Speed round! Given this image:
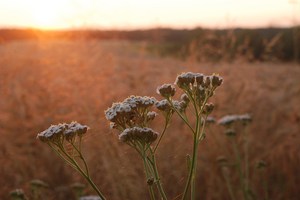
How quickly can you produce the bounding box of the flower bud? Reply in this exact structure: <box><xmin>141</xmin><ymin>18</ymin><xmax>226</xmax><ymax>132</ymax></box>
<box><xmin>147</xmin><ymin>111</ymin><xmax>158</xmax><ymax>121</ymax></box>
<box><xmin>195</xmin><ymin>73</ymin><xmax>204</xmax><ymax>85</ymax></box>
<box><xmin>203</xmin><ymin>103</ymin><xmax>214</xmax><ymax>114</ymax></box>
<box><xmin>181</xmin><ymin>94</ymin><xmax>190</xmax><ymax>103</ymax></box>
<box><xmin>203</xmin><ymin>76</ymin><xmax>211</xmax><ymax>88</ymax></box>
<box><xmin>211</xmin><ymin>75</ymin><xmax>223</xmax><ymax>87</ymax></box>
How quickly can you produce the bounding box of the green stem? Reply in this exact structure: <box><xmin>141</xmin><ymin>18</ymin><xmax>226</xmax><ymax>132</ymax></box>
<box><xmin>167</xmin><ymin>99</ymin><xmax>195</xmax><ymax>133</ymax></box>
<box><xmin>148</xmin><ymin>150</ymin><xmax>168</xmax><ymax>200</ymax></box>
<box><xmin>71</xmin><ymin>142</ymin><xmax>90</xmax><ymax>177</ymax></box>
<box><xmin>221</xmin><ymin>167</ymin><xmax>236</xmax><ymax>200</ymax></box>
<box><xmin>58</xmin><ymin>144</ymin><xmax>106</xmax><ymax>200</ymax></box>
<box><xmin>182</xmin><ymin>133</ymin><xmax>199</xmax><ymax>200</ymax></box>
<box><xmin>232</xmin><ymin>139</ymin><xmax>247</xmax><ymax>200</ymax></box>
<box><xmin>154</xmin><ymin>116</ymin><xmax>171</xmax><ymax>153</ymax></box>
<box><xmin>143</xmin><ymin>156</ymin><xmax>156</xmax><ymax>200</ymax></box>
<box><xmin>243</xmin><ymin>127</ymin><xmax>249</xmax><ymax>195</ymax></box>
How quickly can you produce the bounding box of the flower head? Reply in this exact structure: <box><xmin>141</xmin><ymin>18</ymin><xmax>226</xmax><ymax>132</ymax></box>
<box><xmin>175</xmin><ymin>72</ymin><xmax>196</xmax><ymax>89</ymax></box>
<box><xmin>211</xmin><ymin>75</ymin><xmax>223</xmax><ymax>87</ymax></box>
<box><xmin>64</xmin><ymin>122</ymin><xmax>89</xmax><ymax>141</ymax></box>
<box><xmin>180</xmin><ymin>93</ymin><xmax>190</xmax><ymax>103</ymax></box>
<box><xmin>156</xmin><ymin>84</ymin><xmax>176</xmax><ymax>98</ymax></box>
<box><xmin>239</xmin><ymin>114</ymin><xmax>252</xmax><ymax>125</ymax></box>
<box><xmin>218</xmin><ymin>115</ymin><xmax>240</xmax><ymax>126</ymax></box>
<box><xmin>37</xmin><ymin>122</ymin><xmax>89</xmax><ymax>143</ymax></box>
<box><xmin>218</xmin><ymin>114</ymin><xmax>252</xmax><ymax>127</ymax></box>
<box><xmin>36</xmin><ymin>123</ymin><xmax>67</xmax><ymax>142</ymax></box>
<box><xmin>206</xmin><ymin>116</ymin><xmax>216</xmax><ymax>124</ymax></box>
<box><xmin>119</xmin><ymin>127</ymin><xmax>159</xmax><ymax>144</ymax></box>
<box><xmin>105</xmin><ymin>96</ymin><xmax>157</xmax><ymax>130</ymax></box>
<box><xmin>147</xmin><ymin>111</ymin><xmax>158</xmax><ymax>121</ymax></box>
<box><xmin>155</xmin><ymin>99</ymin><xmax>172</xmax><ymax>113</ymax></box>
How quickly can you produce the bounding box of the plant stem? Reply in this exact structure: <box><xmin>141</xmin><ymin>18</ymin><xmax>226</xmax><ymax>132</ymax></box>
<box><xmin>243</xmin><ymin>127</ymin><xmax>249</xmax><ymax>195</ymax></box>
<box><xmin>153</xmin><ymin>116</ymin><xmax>170</xmax><ymax>153</ymax></box>
<box><xmin>232</xmin><ymin>139</ymin><xmax>247</xmax><ymax>200</ymax></box>
<box><xmin>143</xmin><ymin>157</ymin><xmax>156</xmax><ymax>200</ymax></box>
<box><xmin>148</xmin><ymin>150</ymin><xmax>168</xmax><ymax>200</ymax></box>
<box><xmin>59</xmin><ymin>145</ymin><xmax>106</xmax><ymax>200</ymax></box>
<box><xmin>182</xmin><ymin>133</ymin><xmax>198</xmax><ymax>200</ymax></box>
<box><xmin>221</xmin><ymin>167</ymin><xmax>236</xmax><ymax>200</ymax></box>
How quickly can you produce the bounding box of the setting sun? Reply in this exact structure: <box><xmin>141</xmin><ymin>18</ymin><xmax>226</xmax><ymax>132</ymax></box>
<box><xmin>30</xmin><ymin>1</ymin><xmax>68</xmax><ymax>30</ymax></box>
<box><xmin>0</xmin><ymin>0</ymin><xmax>298</xmax><ymax>29</ymax></box>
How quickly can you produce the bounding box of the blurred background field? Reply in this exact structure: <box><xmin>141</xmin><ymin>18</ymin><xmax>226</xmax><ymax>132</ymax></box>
<box><xmin>0</xmin><ymin>28</ymin><xmax>300</xmax><ymax>199</ymax></box>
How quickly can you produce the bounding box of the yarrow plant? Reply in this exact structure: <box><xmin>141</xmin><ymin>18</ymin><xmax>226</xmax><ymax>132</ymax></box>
<box><xmin>216</xmin><ymin>114</ymin><xmax>267</xmax><ymax>200</ymax></box>
<box><xmin>36</xmin><ymin>122</ymin><xmax>106</xmax><ymax>200</ymax></box>
<box><xmin>36</xmin><ymin>72</ymin><xmax>223</xmax><ymax>200</ymax></box>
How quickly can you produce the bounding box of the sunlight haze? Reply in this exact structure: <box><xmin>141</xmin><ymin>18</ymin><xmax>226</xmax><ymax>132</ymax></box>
<box><xmin>0</xmin><ymin>0</ymin><xmax>299</xmax><ymax>29</ymax></box>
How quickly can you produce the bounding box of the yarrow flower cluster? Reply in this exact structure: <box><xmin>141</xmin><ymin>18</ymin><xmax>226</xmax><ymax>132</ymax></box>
<box><xmin>105</xmin><ymin>96</ymin><xmax>157</xmax><ymax>131</ymax></box>
<box><xmin>37</xmin><ymin>121</ymin><xmax>106</xmax><ymax>199</ymax></box>
<box><xmin>218</xmin><ymin>114</ymin><xmax>252</xmax><ymax>127</ymax></box>
<box><xmin>119</xmin><ymin>127</ymin><xmax>159</xmax><ymax>144</ymax></box>
<box><xmin>156</xmin><ymin>84</ymin><xmax>176</xmax><ymax>98</ymax></box>
<box><xmin>155</xmin><ymin>72</ymin><xmax>222</xmax><ymax>118</ymax></box>
<box><xmin>175</xmin><ymin>72</ymin><xmax>223</xmax><ymax>90</ymax></box>
<box><xmin>37</xmin><ymin>122</ymin><xmax>88</xmax><ymax>143</ymax></box>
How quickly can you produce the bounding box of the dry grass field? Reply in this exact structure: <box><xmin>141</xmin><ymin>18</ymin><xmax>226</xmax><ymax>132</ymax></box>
<box><xmin>0</xmin><ymin>39</ymin><xmax>300</xmax><ymax>200</ymax></box>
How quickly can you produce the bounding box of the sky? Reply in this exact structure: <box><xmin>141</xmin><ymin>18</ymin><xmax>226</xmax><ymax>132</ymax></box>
<box><xmin>0</xmin><ymin>0</ymin><xmax>299</xmax><ymax>30</ymax></box>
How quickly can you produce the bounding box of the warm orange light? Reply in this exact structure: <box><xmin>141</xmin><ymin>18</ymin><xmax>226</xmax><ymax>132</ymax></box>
<box><xmin>31</xmin><ymin>1</ymin><xmax>67</xmax><ymax>30</ymax></box>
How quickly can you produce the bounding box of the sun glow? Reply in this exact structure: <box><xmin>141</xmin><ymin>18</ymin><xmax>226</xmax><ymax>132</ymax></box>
<box><xmin>0</xmin><ymin>0</ymin><xmax>297</xmax><ymax>30</ymax></box>
<box><xmin>31</xmin><ymin>1</ymin><xmax>68</xmax><ymax>30</ymax></box>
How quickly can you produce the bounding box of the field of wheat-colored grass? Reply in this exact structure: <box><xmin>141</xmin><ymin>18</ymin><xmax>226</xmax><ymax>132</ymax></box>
<box><xmin>0</xmin><ymin>39</ymin><xmax>300</xmax><ymax>200</ymax></box>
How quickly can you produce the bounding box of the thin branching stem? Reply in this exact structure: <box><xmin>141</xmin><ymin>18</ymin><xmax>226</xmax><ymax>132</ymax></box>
<box><xmin>148</xmin><ymin>149</ymin><xmax>168</xmax><ymax>200</ymax></box>
<box><xmin>231</xmin><ymin>138</ymin><xmax>247</xmax><ymax>200</ymax></box>
<box><xmin>153</xmin><ymin>115</ymin><xmax>171</xmax><ymax>153</ymax></box>
<box><xmin>221</xmin><ymin>166</ymin><xmax>236</xmax><ymax>200</ymax></box>
<box><xmin>142</xmin><ymin>156</ymin><xmax>156</xmax><ymax>200</ymax></box>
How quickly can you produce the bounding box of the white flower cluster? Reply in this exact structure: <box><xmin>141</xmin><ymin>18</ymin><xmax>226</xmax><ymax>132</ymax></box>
<box><xmin>105</xmin><ymin>96</ymin><xmax>157</xmax><ymax>130</ymax></box>
<box><xmin>156</xmin><ymin>84</ymin><xmax>176</xmax><ymax>98</ymax></box>
<box><xmin>218</xmin><ymin>114</ymin><xmax>252</xmax><ymax>126</ymax></box>
<box><xmin>37</xmin><ymin>122</ymin><xmax>88</xmax><ymax>142</ymax></box>
<box><xmin>119</xmin><ymin>127</ymin><xmax>159</xmax><ymax>144</ymax></box>
<box><xmin>175</xmin><ymin>72</ymin><xmax>223</xmax><ymax>90</ymax></box>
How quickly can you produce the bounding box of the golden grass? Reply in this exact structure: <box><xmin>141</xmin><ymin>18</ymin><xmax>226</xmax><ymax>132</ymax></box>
<box><xmin>0</xmin><ymin>39</ymin><xmax>299</xmax><ymax>200</ymax></box>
